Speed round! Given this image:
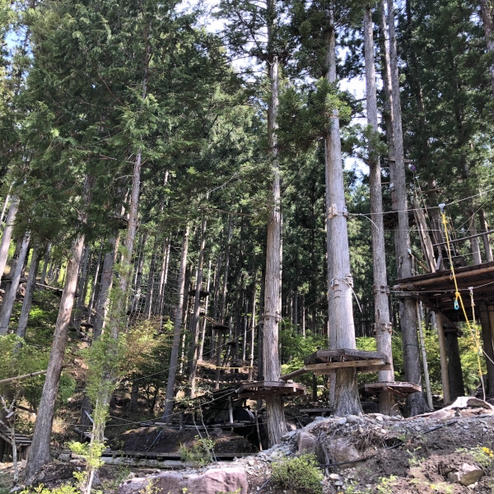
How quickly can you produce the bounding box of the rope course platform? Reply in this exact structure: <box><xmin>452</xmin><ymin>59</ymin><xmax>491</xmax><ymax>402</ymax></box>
<box><xmin>0</xmin><ymin>423</ymin><xmax>31</xmax><ymax>460</ymax></box>
<box><xmin>362</xmin><ymin>381</ymin><xmax>422</xmax><ymax>396</ymax></box>
<box><xmin>236</xmin><ymin>380</ymin><xmax>305</xmax><ymax>399</ymax></box>
<box><xmin>394</xmin><ymin>261</ymin><xmax>494</xmax><ymax>322</ymax></box>
<box><xmin>281</xmin><ymin>348</ymin><xmax>391</xmax><ymax>380</ymax></box>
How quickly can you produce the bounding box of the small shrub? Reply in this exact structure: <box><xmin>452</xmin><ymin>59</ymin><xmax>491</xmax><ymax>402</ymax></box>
<box><xmin>271</xmin><ymin>454</ymin><xmax>323</xmax><ymax>494</ymax></box>
<box><xmin>20</xmin><ymin>484</ymin><xmax>79</xmax><ymax>494</ymax></box>
<box><xmin>179</xmin><ymin>436</ymin><xmax>215</xmax><ymax>466</ymax></box>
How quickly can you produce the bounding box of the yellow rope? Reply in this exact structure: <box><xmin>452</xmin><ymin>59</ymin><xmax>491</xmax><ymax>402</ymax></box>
<box><xmin>440</xmin><ymin>209</ymin><xmax>485</xmax><ymax>400</ymax></box>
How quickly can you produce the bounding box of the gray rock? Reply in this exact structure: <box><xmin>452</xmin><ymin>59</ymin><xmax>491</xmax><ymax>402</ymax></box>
<box><xmin>447</xmin><ymin>463</ymin><xmax>484</xmax><ymax>486</ymax></box>
<box><xmin>296</xmin><ymin>431</ymin><xmax>317</xmax><ymax>454</ymax></box>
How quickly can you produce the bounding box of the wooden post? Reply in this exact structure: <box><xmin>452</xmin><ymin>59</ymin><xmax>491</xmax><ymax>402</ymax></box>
<box><xmin>479</xmin><ymin>303</ymin><xmax>494</xmax><ymax>397</ymax></box>
<box><xmin>434</xmin><ymin>312</ymin><xmax>451</xmax><ymax>404</ymax></box>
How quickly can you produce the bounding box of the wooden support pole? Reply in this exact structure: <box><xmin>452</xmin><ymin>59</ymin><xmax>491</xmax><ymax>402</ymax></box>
<box><xmin>434</xmin><ymin>312</ymin><xmax>451</xmax><ymax>405</ymax></box>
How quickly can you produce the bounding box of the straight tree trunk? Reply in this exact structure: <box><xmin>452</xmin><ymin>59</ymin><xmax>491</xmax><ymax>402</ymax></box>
<box><xmin>480</xmin><ymin>0</ymin><xmax>494</xmax><ymax>88</ymax></box>
<box><xmin>324</xmin><ymin>10</ymin><xmax>361</xmax><ymax>416</ymax></box>
<box><xmin>72</xmin><ymin>246</ymin><xmax>91</xmax><ymax>333</ymax></box>
<box><xmin>17</xmin><ymin>244</ymin><xmax>40</xmax><ymax>338</ymax></box>
<box><xmin>0</xmin><ymin>196</ymin><xmax>19</xmax><ymax>284</ymax></box>
<box><xmin>0</xmin><ymin>232</ymin><xmax>30</xmax><ymax>334</ymax></box>
<box><xmin>158</xmin><ymin>239</ymin><xmax>171</xmax><ymax>326</ymax></box>
<box><xmin>188</xmin><ymin>216</ymin><xmax>207</xmax><ymax>397</ymax></box>
<box><xmin>479</xmin><ymin>209</ymin><xmax>493</xmax><ymax>262</ymax></box>
<box><xmin>144</xmin><ymin>236</ymin><xmax>159</xmax><ymax>319</ymax></box>
<box><xmin>24</xmin><ymin>233</ymin><xmax>85</xmax><ymax>482</ymax></box>
<box><xmin>162</xmin><ymin>226</ymin><xmax>190</xmax><ymax>422</ymax></box>
<box><xmin>262</xmin><ymin>38</ymin><xmax>287</xmax><ymax>444</ymax></box>
<box><xmin>364</xmin><ymin>5</ymin><xmax>395</xmax><ymax>415</ymax></box>
<box><xmin>92</xmin><ymin>236</ymin><xmax>118</xmax><ymax>339</ymax></box>
<box><xmin>40</xmin><ymin>244</ymin><xmax>51</xmax><ymax>285</ymax></box>
<box><xmin>386</xmin><ymin>0</ymin><xmax>426</xmax><ymax>415</ymax></box>
<box><xmin>220</xmin><ymin>218</ymin><xmax>232</xmax><ymax>324</ymax></box>
<box><xmin>198</xmin><ymin>259</ymin><xmax>212</xmax><ymax>362</ymax></box>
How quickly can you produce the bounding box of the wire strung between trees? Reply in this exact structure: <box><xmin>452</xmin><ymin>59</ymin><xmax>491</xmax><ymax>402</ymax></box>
<box><xmin>439</xmin><ymin>204</ymin><xmax>489</xmax><ymax>399</ymax></box>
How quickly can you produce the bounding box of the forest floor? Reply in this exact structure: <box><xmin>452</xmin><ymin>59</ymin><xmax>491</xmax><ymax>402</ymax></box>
<box><xmin>1</xmin><ymin>397</ymin><xmax>492</xmax><ymax>494</ymax></box>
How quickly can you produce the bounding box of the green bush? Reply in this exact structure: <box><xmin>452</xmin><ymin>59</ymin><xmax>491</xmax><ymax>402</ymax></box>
<box><xmin>271</xmin><ymin>454</ymin><xmax>323</xmax><ymax>494</ymax></box>
<box><xmin>179</xmin><ymin>436</ymin><xmax>215</xmax><ymax>466</ymax></box>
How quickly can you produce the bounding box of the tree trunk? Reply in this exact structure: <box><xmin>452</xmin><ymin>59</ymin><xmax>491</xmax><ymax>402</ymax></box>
<box><xmin>386</xmin><ymin>0</ymin><xmax>426</xmax><ymax>415</ymax></box>
<box><xmin>479</xmin><ymin>209</ymin><xmax>493</xmax><ymax>262</ymax></box>
<box><xmin>162</xmin><ymin>226</ymin><xmax>189</xmax><ymax>422</ymax></box>
<box><xmin>0</xmin><ymin>232</ymin><xmax>30</xmax><ymax>335</ymax></box>
<box><xmin>324</xmin><ymin>10</ymin><xmax>361</xmax><ymax>416</ymax></box>
<box><xmin>92</xmin><ymin>236</ymin><xmax>118</xmax><ymax>339</ymax></box>
<box><xmin>480</xmin><ymin>0</ymin><xmax>494</xmax><ymax>88</ymax></box>
<box><xmin>198</xmin><ymin>259</ymin><xmax>212</xmax><ymax>362</ymax></box>
<box><xmin>189</xmin><ymin>216</ymin><xmax>207</xmax><ymax>397</ymax></box>
<box><xmin>72</xmin><ymin>246</ymin><xmax>91</xmax><ymax>334</ymax></box>
<box><xmin>40</xmin><ymin>244</ymin><xmax>51</xmax><ymax>285</ymax></box>
<box><xmin>24</xmin><ymin>233</ymin><xmax>85</xmax><ymax>482</ymax></box>
<box><xmin>16</xmin><ymin>244</ymin><xmax>40</xmax><ymax>339</ymax></box>
<box><xmin>262</xmin><ymin>40</ymin><xmax>287</xmax><ymax>445</ymax></box>
<box><xmin>144</xmin><ymin>236</ymin><xmax>159</xmax><ymax>319</ymax></box>
<box><xmin>220</xmin><ymin>218</ymin><xmax>232</xmax><ymax>323</ymax></box>
<box><xmin>158</xmin><ymin>238</ymin><xmax>171</xmax><ymax>327</ymax></box>
<box><xmin>0</xmin><ymin>196</ymin><xmax>19</xmax><ymax>284</ymax></box>
<box><xmin>364</xmin><ymin>5</ymin><xmax>395</xmax><ymax>415</ymax></box>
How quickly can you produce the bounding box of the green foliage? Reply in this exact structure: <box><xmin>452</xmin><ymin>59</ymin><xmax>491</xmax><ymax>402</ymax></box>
<box><xmin>179</xmin><ymin>436</ymin><xmax>216</xmax><ymax>466</ymax></box>
<box><xmin>456</xmin><ymin>446</ymin><xmax>494</xmax><ymax>471</ymax></box>
<box><xmin>20</xmin><ymin>485</ymin><xmax>79</xmax><ymax>494</ymax></box>
<box><xmin>271</xmin><ymin>454</ymin><xmax>323</xmax><ymax>494</ymax></box>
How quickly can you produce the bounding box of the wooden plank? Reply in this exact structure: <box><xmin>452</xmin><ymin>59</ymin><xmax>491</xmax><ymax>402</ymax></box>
<box><xmin>304</xmin><ymin>349</ymin><xmax>388</xmax><ymax>364</ymax></box>
<box><xmin>363</xmin><ymin>381</ymin><xmax>422</xmax><ymax>394</ymax></box>
<box><xmin>307</xmin><ymin>359</ymin><xmax>386</xmax><ymax>373</ymax></box>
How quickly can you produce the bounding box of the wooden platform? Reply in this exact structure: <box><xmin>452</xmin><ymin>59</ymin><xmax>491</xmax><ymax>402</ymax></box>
<box><xmin>362</xmin><ymin>381</ymin><xmax>422</xmax><ymax>395</ymax></box>
<box><xmin>281</xmin><ymin>348</ymin><xmax>391</xmax><ymax>380</ymax></box>
<box><xmin>236</xmin><ymin>380</ymin><xmax>305</xmax><ymax>399</ymax></box>
<box><xmin>0</xmin><ymin>424</ymin><xmax>31</xmax><ymax>460</ymax></box>
<box><xmin>394</xmin><ymin>261</ymin><xmax>494</xmax><ymax>322</ymax></box>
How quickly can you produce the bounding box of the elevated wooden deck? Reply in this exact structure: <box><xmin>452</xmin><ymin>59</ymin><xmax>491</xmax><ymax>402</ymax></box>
<box><xmin>394</xmin><ymin>261</ymin><xmax>494</xmax><ymax>322</ymax></box>
<box><xmin>281</xmin><ymin>348</ymin><xmax>391</xmax><ymax>380</ymax></box>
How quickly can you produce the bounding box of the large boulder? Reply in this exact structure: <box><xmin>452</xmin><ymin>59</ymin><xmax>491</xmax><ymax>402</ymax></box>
<box><xmin>119</xmin><ymin>465</ymin><xmax>248</xmax><ymax>494</ymax></box>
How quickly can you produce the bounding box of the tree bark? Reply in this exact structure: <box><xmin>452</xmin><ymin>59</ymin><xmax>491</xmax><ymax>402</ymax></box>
<box><xmin>198</xmin><ymin>259</ymin><xmax>212</xmax><ymax>361</ymax></box>
<box><xmin>324</xmin><ymin>9</ymin><xmax>361</xmax><ymax>416</ymax></box>
<box><xmin>189</xmin><ymin>216</ymin><xmax>207</xmax><ymax>397</ymax></box>
<box><xmin>480</xmin><ymin>0</ymin><xmax>494</xmax><ymax>88</ymax></box>
<box><xmin>158</xmin><ymin>238</ymin><xmax>171</xmax><ymax>327</ymax></box>
<box><xmin>0</xmin><ymin>232</ymin><xmax>31</xmax><ymax>334</ymax></box>
<box><xmin>16</xmin><ymin>244</ymin><xmax>40</xmax><ymax>338</ymax></box>
<box><xmin>386</xmin><ymin>0</ymin><xmax>426</xmax><ymax>415</ymax></box>
<box><xmin>364</xmin><ymin>5</ymin><xmax>395</xmax><ymax>415</ymax></box>
<box><xmin>72</xmin><ymin>245</ymin><xmax>91</xmax><ymax>334</ymax></box>
<box><xmin>24</xmin><ymin>233</ymin><xmax>85</xmax><ymax>482</ymax></box>
<box><xmin>262</xmin><ymin>35</ymin><xmax>287</xmax><ymax>444</ymax></box>
<box><xmin>0</xmin><ymin>196</ymin><xmax>19</xmax><ymax>285</ymax></box>
<box><xmin>162</xmin><ymin>226</ymin><xmax>189</xmax><ymax>422</ymax></box>
<box><xmin>92</xmin><ymin>236</ymin><xmax>118</xmax><ymax>339</ymax></box>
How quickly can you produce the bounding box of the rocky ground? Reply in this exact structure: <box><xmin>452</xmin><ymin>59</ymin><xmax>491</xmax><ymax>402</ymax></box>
<box><xmin>119</xmin><ymin>397</ymin><xmax>494</xmax><ymax>494</ymax></box>
<box><xmin>1</xmin><ymin>397</ymin><xmax>493</xmax><ymax>494</ymax></box>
